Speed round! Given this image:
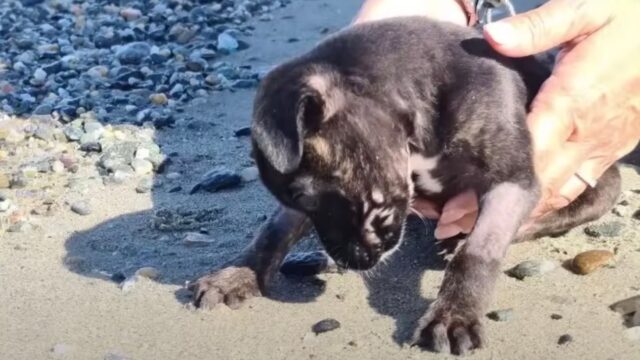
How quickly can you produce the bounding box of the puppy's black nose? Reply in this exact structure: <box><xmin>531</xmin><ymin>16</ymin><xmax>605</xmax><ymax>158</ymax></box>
<box><xmin>346</xmin><ymin>242</ymin><xmax>380</xmax><ymax>270</ymax></box>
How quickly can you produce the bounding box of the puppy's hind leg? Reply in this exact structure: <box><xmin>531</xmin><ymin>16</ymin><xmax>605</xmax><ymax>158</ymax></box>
<box><xmin>413</xmin><ymin>181</ymin><xmax>539</xmax><ymax>355</ymax></box>
<box><xmin>517</xmin><ymin>165</ymin><xmax>621</xmax><ymax>241</ymax></box>
<box><xmin>190</xmin><ymin>206</ymin><xmax>311</xmax><ymax>309</ymax></box>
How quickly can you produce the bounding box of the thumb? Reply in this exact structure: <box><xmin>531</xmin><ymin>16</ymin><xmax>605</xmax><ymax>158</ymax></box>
<box><xmin>482</xmin><ymin>0</ymin><xmax>608</xmax><ymax>57</ymax></box>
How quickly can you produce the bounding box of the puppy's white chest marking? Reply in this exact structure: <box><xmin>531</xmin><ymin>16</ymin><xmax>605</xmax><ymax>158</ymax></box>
<box><xmin>409</xmin><ymin>154</ymin><xmax>443</xmax><ymax>194</ymax></box>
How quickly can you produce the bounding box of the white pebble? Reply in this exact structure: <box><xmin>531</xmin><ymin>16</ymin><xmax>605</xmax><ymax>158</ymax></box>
<box><xmin>135</xmin><ymin>148</ymin><xmax>150</xmax><ymax>160</ymax></box>
<box><xmin>625</xmin><ymin>327</ymin><xmax>640</xmax><ymax>341</ymax></box>
<box><xmin>183</xmin><ymin>232</ymin><xmax>215</xmax><ymax>246</ymax></box>
<box><xmin>0</xmin><ymin>198</ymin><xmax>12</xmax><ymax>212</ymax></box>
<box><xmin>119</xmin><ymin>276</ymin><xmax>137</xmax><ymax>293</ymax></box>
<box><xmin>33</xmin><ymin>68</ymin><xmax>47</xmax><ymax>82</ymax></box>
<box><xmin>135</xmin><ymin>267</ymin><xmax>160</xmax><ymax>280</ymax></box>
<box><xmin>166</xmin><ymin>172</ymin><xmax>181</xmax><ymax>180</ymax></box>
<box><xmin>240</xmin><ymin>166</ymin><xmax>259</xmax><ymax>182</ymax></box>
<box><xmin>51</xmin><ymin>160</ymin><xmax>65</xmax><ymax>173</ymax></box>
<box><xmin>131</xmin><ymin>159</ymin><xmax>153</xmax><ymax>175</ymax></box>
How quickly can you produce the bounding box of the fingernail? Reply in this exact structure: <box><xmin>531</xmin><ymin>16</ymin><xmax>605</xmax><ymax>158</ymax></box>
<box><xmin>484</xmin><ymin>21</ymin><xmax>516</xmax><ymax>46</ymax></box>
<box><xmin>549</xmin><ymin>196</ymin><xmax>570</xmax><ymax>210</ymax></box>
<box><xmin>440</xmin><ymin>209</ymin><xmax>465</xmax><ymax>224</ymax></box>
<box><xmin>434</xmin><ymin>224</ymin><xmax>461</xmax><ymax>240</ymax></box>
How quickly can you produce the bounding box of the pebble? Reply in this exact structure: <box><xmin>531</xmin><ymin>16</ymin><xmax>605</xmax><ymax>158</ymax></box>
<box><xmin>80</xmin><ymin>142</ymin><xmax>102</xmax><ymax>152</ymax></box>
<box><xmin>633</xmin><ymin>210</ymin><xmax>640</xmax><ymax>221</ymax></box>
<box><xmin>87</xmin><ymin>65</ymin><xmax>109</xmax><ymax>79</ymax></box>
<box><xmin>624</xmin><ymin>327</ymin><xmax>640</xmax><ymax>341</ymax></box>
<box><xmin>50</xmin><ymin>343</ymin><xmax>72</xmax><ymax>358</ymax></box>
<box><xmin>131</xmin><ymin>158</ymin><xmax>153</xmax><ymax>175</ymax></box>
<box><xmin>240</xmin><ymin>166</ymin><xmax>259</xmax><ymax>182</ymax></box>
<box><xmin>32</xmin><ymin>68</ymin><xmax>47</xmax><ymax>85</ymax></box>
<box><xmin>119</xmin><ymin>276</ymin><xmax>137</xmax><ymax>293</ymax></box>
<box><xmin>169</xmin><ymin>84</ymin><xmax>184</xmax><ymax>98</ymax></box>
<box><xmin>0</xmin><ymin>173</ymin><xmax>10</xmax><ymax>189</ymax></box>
<box><xmin>34</xmin><ymin>126</ymin><xmax>54</xmax><ymax>141</ymax></box>
<box><xmin>135</xmin><ymin>267</ymin><xmax>160</xmax><ymax>280</ymax></box>
<box><xmin>20</xmin><ymin>0</ymin><xmax>45</xmax><ymax>6</ymax></box>
<box><xmin>100</xmin><ymin>142</ymin><xmax>138</xmax><ymax>170</ymax></box>
<box><xmin>1</xmin><ymin>127</ymin><xmax>25</xmax><ymax>143</ymax></box>
<box><xmin>120</xmin><ymin>8</ymin><xmax>142</xmax><ymax>21</ymax></box>
<box><xmin>110</xmin><ymin>170</ymin><xmax>134</xmax><ymax>184</ymax></box>
<box><xmin>107</xmin><ymin>270</ymin><xmax>126</xmax><ymax>283</ymax></box>
<box><xmin>8</xmin><ymin>220</ymin><xmax>33</xmax><ymax>233</ymax></box>
<box><xmin>232</xmin><ymin>79</ymin><xmax>257</xmax><ymax>89</ymax></box>
<box><xmin>486</xmin><ymin>309</ymin><xmax>513</xmax><ymax>322</ymax></box>
<box><xmin>80</xmin><ymin>131</ymin><xmax>101</xmax><ymax>145</ymax></box>
<box><xmin>22</xmin><ymin>166</ymin><xmax>38</xmax><ymax>178</ymax></box>
<box><xmin>505</xmin><ymin>260</ymin><xmax>556</xmax><ymax>280</ymax></box>
<box><xmin>166</xmin><ymin>172</ymin><xmax>182</xmax><ymax>181</ymax></box>
<box><xmin>136</xmin><ymin>178</ymin><xmax>153</xmax><ymax>193</ymax></box>
<box><xmin>609</xmin><ymin>295</ymin><xmax>640</xmax><ymax>315</ymax></box>
<box><xmin>84</xmin><ymin>122</ymin><xmax>104</xmax><ymax>137</ymax></box>
<box><xmin>584</xmin><ymin>221</ymin><xmax>623</xmax><ymax>238</ymax></box>
<box><xmin>183</xmin><ymin>232</ymin><xmax>216</xmax><ymax>247</ymax></box>
<box><xmin>10</xmin><ymin>174</ymin><xmax>29</xmax><ymax>188</ymax></box>
<box><xmin>217</xmin><ymin>32</ymin><xmax>239</xmax><ymax>53</ymax></box>
<box><xmin>115</xmin><ymin>42</ymin><xmax>151</xmax><ymax>65</ymax></box>
<box><xmin>33</xmin><ymin>104</ymin><xmax>53</xmax><ymax>115</ymax></box>
<box><xmin>51</xmin><ymin>160</ymin><xmax>65</xmax><ymax>174</ymax></box>
<box><xmin>149</xmin><ymin>93</ymin><xmax>168</xmax><ymax>105</ymax></box>
<box><xmin>612</xmin><ymin>206</ymin><xmax>630</xmax><ymax>217</ymax></box>
<box><xmin>190</xmin><ymin>167</ymin><xmax>242</xmax><ymax>194</ymax></box>
<box><xmin>186</xmin><ymin>56</ymin><xmax>207</xmax><ymax>72</ymax></box>
<box><xmin>63</xmin><ymin>125</ymin><xmax>83</xmax><ymax>142</ymax></box>
<box><xmin>312</xmin><ymin>318</ymin><xmax>341</xmax><ymax>335</ymax></box>
<box><xmin>557</xmin><ymin>334</ymin><xmax>573</xmax><ymax>345</ymax></box>
<box><xmin>571</xmin><ymin>250</ymin><xmax>614</xmax><ymax>275</ymax></box>
<box><xmin>551</xmin><ymin>313</ymin><xmax>563</xmax><ymax>320</ymax></box>
<box><xmin>0</xmin><ymin>197</ymin><xmax>11</xmax><ymax>212</ymax></box>
<box><xmin>70</xmin><ymin>201</ymin><xmax>91</xmax><ymax>216</ymax></box>
<box><xmin>280</xmin><ymin>251</ymin><xmax>337</xmax><ymax>276</ymax></box>
<box><xmin>234</xmin><ymin>126</ymin><xmax>251</xmax><ymax>137</ymax></box>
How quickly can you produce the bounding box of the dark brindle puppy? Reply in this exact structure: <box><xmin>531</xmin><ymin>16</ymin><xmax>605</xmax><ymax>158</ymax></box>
<box><xmin>189</xmin><ymin>17</ymin><xmax>620</xmax><ymax>355</ymax></box>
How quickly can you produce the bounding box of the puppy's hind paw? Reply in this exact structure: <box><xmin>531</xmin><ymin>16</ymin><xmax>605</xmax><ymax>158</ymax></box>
<box><xmin>189</xmin><ymin>266</ymin><xmax>261</xmax><ymax>310</ymax></box>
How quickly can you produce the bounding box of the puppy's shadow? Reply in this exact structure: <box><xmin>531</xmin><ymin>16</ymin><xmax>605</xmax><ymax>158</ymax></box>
<box><xmin>362</xmin><ymin>216</ymin><xmax>448</xmax><ymax>345</ymax></box>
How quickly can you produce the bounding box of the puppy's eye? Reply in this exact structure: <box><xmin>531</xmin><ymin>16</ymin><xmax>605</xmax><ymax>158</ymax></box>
<box><xmin>293</xmin><ymin>193</ymin><xmax>319</xmax><ymax>211</ymax></box>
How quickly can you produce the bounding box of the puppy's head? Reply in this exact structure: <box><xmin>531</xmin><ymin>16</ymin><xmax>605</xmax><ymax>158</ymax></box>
<box><xmin>251</xmin><ymin>63</ymin><xmax>412</xmax><ymax>270</ymax></box>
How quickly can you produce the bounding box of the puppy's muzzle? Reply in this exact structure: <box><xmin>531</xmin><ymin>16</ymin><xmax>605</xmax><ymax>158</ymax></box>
<box><xmin>330</xmin><ymin>241</ymin><xmax>382</xmax><ymax>270</ymax></box>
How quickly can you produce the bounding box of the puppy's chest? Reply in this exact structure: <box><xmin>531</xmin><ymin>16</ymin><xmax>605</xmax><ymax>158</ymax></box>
<box><xmin>409</xmin><ymin>153</ymin><xmax>443</xmax><ymax>194</ymax></box>
<box><xmin>409</xmin><ymin>153</ymin><xmax>465</xmax><ymax>199</ymax></box>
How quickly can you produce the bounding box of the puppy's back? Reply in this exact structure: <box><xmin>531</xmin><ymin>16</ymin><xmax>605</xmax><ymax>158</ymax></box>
<box><xmin>290</xmin><ymin>16</ymin><xmax>548</xmax><ymax>107</ymax></box>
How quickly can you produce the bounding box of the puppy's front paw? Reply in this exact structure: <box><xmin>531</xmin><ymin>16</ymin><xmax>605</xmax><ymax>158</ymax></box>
<box><xmin>189</xmin><ymin>266</ymin><xmax>261</xmax><ymax>310</ymax></box>
<box><xmin>412</xmin><ymin>301</ymin><xmax>484</xmax><ymax>355</ymax></box>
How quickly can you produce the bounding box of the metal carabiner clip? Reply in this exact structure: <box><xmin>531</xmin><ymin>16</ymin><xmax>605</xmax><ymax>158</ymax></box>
<box><xmin>475</xmin><ymin>0</ymin><xmax>517</xmax><ymax>25</ymax></box>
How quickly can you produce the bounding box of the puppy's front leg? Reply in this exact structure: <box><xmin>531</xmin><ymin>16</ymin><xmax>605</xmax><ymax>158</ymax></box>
<box><xmin>413</xmin><ymin>182</ymin><xmax>538</xmax><ymax>355</ymax></box>
<box><xmin>190</xmin><ymin>206</ymin><xmax>311</xmax><ymax>309</ymax></box>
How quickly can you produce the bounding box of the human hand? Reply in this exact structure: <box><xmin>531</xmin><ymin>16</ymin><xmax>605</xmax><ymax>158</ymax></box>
<box><xmin>429</xmin><ymin>0</ymin><xmax>640</xmax><ymax>239</ymax></box>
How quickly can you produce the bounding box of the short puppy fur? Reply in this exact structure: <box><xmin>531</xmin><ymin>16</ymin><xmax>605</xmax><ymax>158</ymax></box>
<box><xmin>190</xmin><ymin>17</ymin><xmax>620</xmax><ymax>355</ymax></box>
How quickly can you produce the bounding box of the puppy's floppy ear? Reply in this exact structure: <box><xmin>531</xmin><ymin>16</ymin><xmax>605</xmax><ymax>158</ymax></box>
<box><xmin>252</xmin><ymin>72</ymin><xmax>343</xmax><ymax>174</ymax></box>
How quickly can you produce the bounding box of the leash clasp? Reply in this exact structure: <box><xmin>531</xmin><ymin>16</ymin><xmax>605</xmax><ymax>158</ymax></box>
<box><xmin>475</xmin><ymin>0</ymin><xmax>517</xmax><ymax>26</ymax></box>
